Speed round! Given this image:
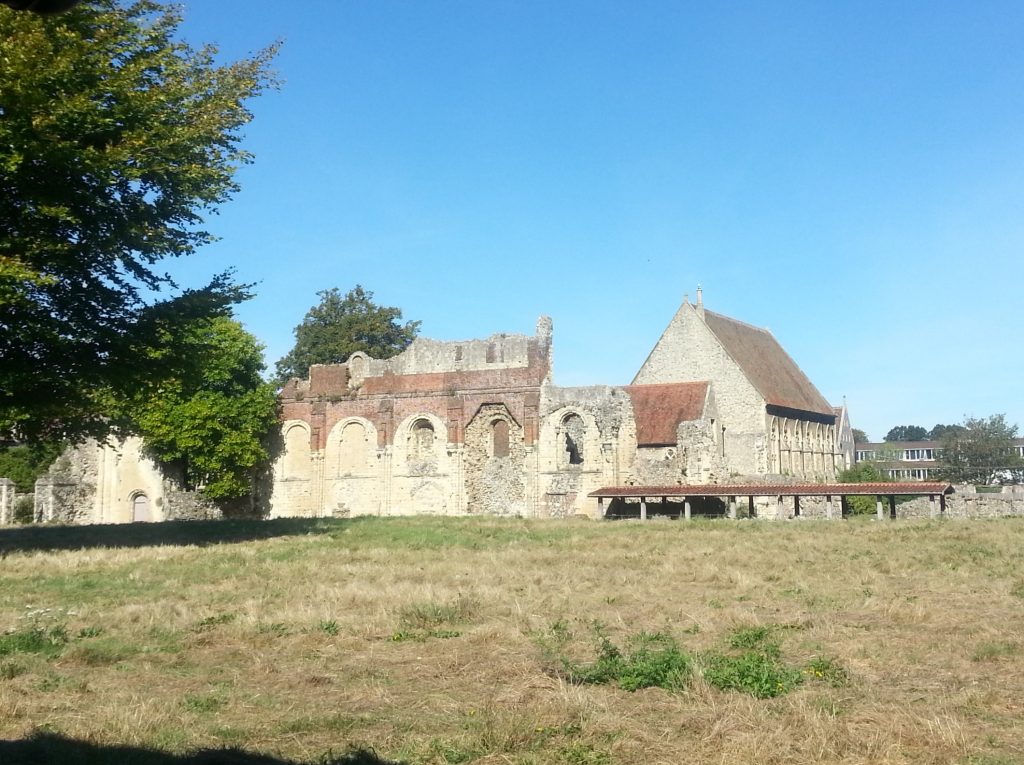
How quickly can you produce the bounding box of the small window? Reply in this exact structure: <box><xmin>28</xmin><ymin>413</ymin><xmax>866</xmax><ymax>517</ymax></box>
<box><xmin>492</xmin><ymin>420</ymin><xmax>510</xmax><ymax>457</ymax></box>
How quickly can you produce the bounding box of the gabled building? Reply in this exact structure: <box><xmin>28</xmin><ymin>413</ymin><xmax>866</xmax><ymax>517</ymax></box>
<box><xmin>633</xmin><ymin>288</ymin><xmax>841</xmax><ymax>480</ymax></box>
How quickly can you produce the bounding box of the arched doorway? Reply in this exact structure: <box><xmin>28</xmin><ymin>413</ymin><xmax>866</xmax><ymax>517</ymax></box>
<box><xmin>131</xmin><ymin>493</ymin><xmax>151</xmax><ymax>522</ymax></box>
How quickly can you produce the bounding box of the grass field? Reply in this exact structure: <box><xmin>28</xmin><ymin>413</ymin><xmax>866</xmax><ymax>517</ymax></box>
<box><xmin>1</xmin><ymin>516</ymin><xmax>1022</xmax><ymax>764</ymax></box>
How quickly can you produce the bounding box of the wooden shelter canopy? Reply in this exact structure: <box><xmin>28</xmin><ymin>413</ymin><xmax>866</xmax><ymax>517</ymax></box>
<box><xmin>589</xmin><ymin>483</ymin><xmax>954</xmax><ymax>499</ymax></box>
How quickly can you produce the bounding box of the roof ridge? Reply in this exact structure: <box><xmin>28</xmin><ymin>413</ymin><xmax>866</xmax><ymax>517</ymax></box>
<box><xmin>703</xmin><ymin>308</ymin><xmax>772</xmax><ymax>335</ymax></box>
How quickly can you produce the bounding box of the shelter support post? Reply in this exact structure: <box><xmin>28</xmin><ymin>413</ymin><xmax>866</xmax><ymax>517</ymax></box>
<box><xmin>728</xmin><ymin>496</ymin><xmax>737</xmax><ymax>520</ymax></box>
<box><xmin>749</xmin><ymin>496</ymin><xmax>755</xmax><ymax>519</ymax></box>
<box><xmin>684</xmin><ymin>498</ymin><xmax>691</xmax><ymax>521</ymax></box>
<box><xmin>776</xmin><ymin>495</ymin><xmax>783</xmax><ymax>520</ymax></box>
<box><xmin>876</xmin><ymin>495</ymin><xmax>884</xmax><ymax>520</ymax></box>
<box><xmin>940</xmin><ymin>493</ymin><xmax>947</xmax><ymax>514</ymax></box>
<box><xmin>640</xmin><ymin>499</ymin><xmax>647</xmax><ymax>522</ymax></box>
<box><xmin>889</xmin><ymin>495</ymin><xmax>897</xmax><ymax>520</ymax></box>
<box><xmin>841</xmin><ymin>495</ymin><xmax>849</xmax><ymax>518</ymax></box>
<box><xmin>794</xmin><ymin>495</ymin><xmax>801</xmax><ymax>518</ymax></box>
<box><xmin>598</xmin><ymin>496</ymin><xmax>605</xmax><ymax>519</ymax></box>
<box><xmin>826</xmin><ymin>495</ymin><xmax>834</xmax><ymax>520</ymax></box>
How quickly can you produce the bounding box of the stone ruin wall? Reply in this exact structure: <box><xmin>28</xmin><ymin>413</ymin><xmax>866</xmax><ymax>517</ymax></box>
<box><xmin>463</xmin><ymin>404</ymin><xmax>529</xmax><ymax>516</ymax></box>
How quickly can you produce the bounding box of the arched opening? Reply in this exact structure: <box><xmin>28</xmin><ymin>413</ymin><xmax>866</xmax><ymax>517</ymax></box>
<box><xmin>338</xmin><ymin>421</ymin><xmax>368</xmax><ymax>475</ymax></box>
<box><xmin>562</xmin><ymin>413</ymin><xmax>585</xmax><ymax>466</ymax></box>
<box><xmin>492</xmin><ymin>419</ymin><xmax>510</xmax><ymax>458</ymax></box>
<box><xmin>409</xmin><ymin>419</ymin><xmax>436</xmax><ymax>463</ymax></box>
<box><xmin>282</xmin><ymin>424</ymin><xmax>311</xmax><ymax>479</ymax></box>
<box><xmin>131</xmin><ymin>493</ymin><xmax>151</xmax><ymax>523</ymax></box>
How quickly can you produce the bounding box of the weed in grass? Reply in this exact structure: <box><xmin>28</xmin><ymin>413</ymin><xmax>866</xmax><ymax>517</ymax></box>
<box><xmin>0</xmin><ymin>625</ymin><xmax>68</xmax><ymax>657</ymax></box>
<box><xmin>319</xmin><ymin>619</ymin><xmax>340</xmax><ymax>636</ymax></box>
<box><xmin>0</xmin><ymin>659</ymin><xmax>26</xmax><ymax>680</ymax></box>
<box><xmin>563</xmin><ymin>627</ymin><xmax>692</xmax><ymax>692</ymax></box>
<box><xmin>1009</xmin><ymin>580</ymin><xmax>1024</xmax><ymax>599</ymax></box>
<box><xmin>182</xmin><ymin>691</ymin><xmax>227</xmax><ymax>714</ymax></box>
<box><xmin>702</xmin><ymin>649</ymin><xmax>803</xmax><ymax>698</ymax></box>
<box><xmin>728</xmin><ymin>625</ymin><xmax>774</xmax><ymax>650</ymax></box>
<box><xmin>256</xmin><ymin>622</ymin><xmax>289</xmax><ymax>636</ymax></box>
<box><xmin>558</xmin><ymin>741</ymin><xmax>612</xmax><ymax>765</ymax></box>
<box><xmin>390</xmin><ymin>628</ymin><xmax>461</xmax><ymax>642</ymax></box>
<box><xmin>64</xmin><ymin>638</ymin><xmax>140</xmax><ymax>666</ymax></box>
<box><xmin>192</xmin><ymin>613</ymin><xmax>236</xmax><ymax>632</ymax></box>
<box><xmin>76</xmin><ymin>626</ymin><xmax>103</xmax><ymax>639</ymax></box>
<box><xmin>398</xmin><ymin>594</ymin><xmax>477</xmax><ymax>630</ymax></box>
<box><xmin>803</xmin><ymin>657</ymin><xmax>851</xmax><ymax>687</ymax></box>
<box><xmin>971</xmin><ymin>642</ymin><xmax>1019</xmax><ymax>662</ymax></box>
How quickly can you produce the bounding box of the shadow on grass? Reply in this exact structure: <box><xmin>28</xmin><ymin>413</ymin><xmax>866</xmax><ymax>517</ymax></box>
<box><xmin>0</xmin><ymin>517</ymin><xmax>358</xmax><ymax>556</ymax></box>
<box><xmin>0</xmin><ymin>732</ymin><xmax>401</xmax><ymax>764</ymax></box>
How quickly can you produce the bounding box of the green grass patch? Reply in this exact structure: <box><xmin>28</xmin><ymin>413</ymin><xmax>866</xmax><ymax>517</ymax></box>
<box><xmin>971</xmin><ymin>642</ymin><xmax>1019</xmax><ymax>662</ymax></box>
<box><xmin>562</xmin><ymin>628</ymin><xmax>692</xmax><ymax>692</ymax></box>
<box><xmin>0</xmin><ymin>624</ymin><xmax>69</xmax><ymax>657</ymax></box>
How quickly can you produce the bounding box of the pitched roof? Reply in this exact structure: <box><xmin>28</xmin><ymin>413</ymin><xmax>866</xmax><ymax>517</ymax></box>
<box><xmin>703</xmin><ymin>310</ymin><xmax>833</xmax><ymax>417</ymax></box>
<box><xmin>623</xmin><ymin>381</ymin><xmax>710</xmax><ymax>447</ymax></box>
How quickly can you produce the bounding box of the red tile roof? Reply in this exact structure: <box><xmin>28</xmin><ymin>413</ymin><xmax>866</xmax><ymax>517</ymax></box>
<box><xmin>703</xmin><ymin>310</ymin><xmax>834</xmax><ymax>417</ymax></box>
<box><xmin>624</xmin><ymin>382</ymin><xmax>710</xmax><ymax>446</ymax></box>
<box><xmin>589</xmin><ymin>483</ymin><xmax>953</xmax><ymax>498</ymax></box>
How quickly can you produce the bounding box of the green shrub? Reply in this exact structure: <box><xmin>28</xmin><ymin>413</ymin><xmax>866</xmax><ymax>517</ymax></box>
<box><xmin>702</xmin><ymin>649</ymin><xmax>802</xmax><ymax>698</ymax></box>
<box><xmin>13</xmin><ymin>495</ymin><xmax>35</xmax><ymax>524</ymax></box>
<box><xmin>566</xmin><ymin>628</ymin><xmax>692</xmax><ymax>692</ymax></box>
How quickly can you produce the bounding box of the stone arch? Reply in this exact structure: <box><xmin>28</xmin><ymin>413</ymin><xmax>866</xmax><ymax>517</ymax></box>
<box><xmin>325</xmin><ymin>417</ymin><xmax>377</xmax><ymax>478</ymax></box>
<box><xmin>394</xmin><ymin>413</ymin><xmax>447</xmax><ymax>476</ymax></box>
<box><xmin>130</xmin><ymin>492</ymin><xmax>151</xmax><ymax>522</ymax></box>
<box><xmin>561</xmin><ymin>413</ymin><xmax>586</xmax><ymax>466</ymax></box>
<box><xmin>280</xmin><ymin>421</ymin><xmax>312</xmax><ymax>480</ymax></box>
<box><xmin>540</xmin><ymin>407</ymin><xmax>600</xmax><ymax>473</ymax></box>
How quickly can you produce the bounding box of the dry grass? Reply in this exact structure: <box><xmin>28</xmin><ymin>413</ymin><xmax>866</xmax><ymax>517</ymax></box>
<box><xmin>1</xmin><ymin>516</ymin><xmax>1023</xmax><ymax>764</ymax></box>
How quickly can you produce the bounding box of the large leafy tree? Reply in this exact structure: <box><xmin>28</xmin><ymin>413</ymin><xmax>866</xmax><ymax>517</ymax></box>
<box><xmin>884</xmin><ymin>425</ymin><xmax>928</xmax><ymax>442</ymax></box>
<box><xmin>0</xmin><ymin>0</ymin><xmax>276</xmax><ymax>442</ymax></box>
<box><xmin>927</xmin><ymin>423</ymin><xmax>965</xmax><ymax>441</ymax></box>
<box><xmin>935</xmin><ymin>414</ymin><xmax>1023</xmax><ymax>485</ymax></box>
<box><xmin>838</xmin><ymin>462</ymin><xmax>893</xmax><ymax>515</ymax></box>
<box><xmin>274</xmin><ymin>286</ymin><xmax>421</xmax><ymax>384</ymax></box>
<box><xmin>124</xmin><ymin>317</ymin><xmax>278</xmax><ymax>500</ymax></box>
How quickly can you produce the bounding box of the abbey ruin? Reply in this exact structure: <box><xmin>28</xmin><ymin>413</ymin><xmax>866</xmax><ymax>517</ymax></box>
<box><xmin>3</xmin><ymin>290</ymin><xmax>867</xmax><ymax>524</ymax></box>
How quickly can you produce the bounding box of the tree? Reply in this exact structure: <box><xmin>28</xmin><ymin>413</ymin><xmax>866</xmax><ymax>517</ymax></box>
<box><xmin>123</xmin><ymin>317</ymin><xmax>278</xmax><ymax>500</ymax></box>
<box><xmin>935</xmin><ymin>414</ymin><xmax>1023</xmax><ymax>485</ymax></box>
<box><xmin>852</xmin><ymin>428</ymin><xmax>869</xmax><ymax>444</ymax></box>
<box><xmin>0</xmin><ymin>439</ymin><xmax>65</xmax><ymax>493</ymax></box>
<box><xmin>927</xmin><ymin>423</ymin><xmax>965</xmax><ymax>441</ymax></box>
<box><xmin>274</xmin><ymin>286</ymin><xmax>421</xmax><ymax>384</ymax></box>
<box><xmin>838</xmin><ymin>462</ymin><xmax>893</xmax><ymax>515</ymax></box>
<box><xmin>884</xmin><ymin>425</ymin><xmax>928</xmax><ymax>442</ymax></box>
<box><xmin>0</xmin><ymin>1</ymin><xmax>276</xmax><ymax>442</ymax></box>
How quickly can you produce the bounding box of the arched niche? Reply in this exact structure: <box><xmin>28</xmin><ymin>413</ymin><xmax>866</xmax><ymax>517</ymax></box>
<box><xmin>280</xmin><ymin>421</ymin><xmax>312</xmax><ymax>479</ymax></box>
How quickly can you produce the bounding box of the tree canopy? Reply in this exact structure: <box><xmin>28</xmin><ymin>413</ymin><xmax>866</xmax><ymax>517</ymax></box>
<box><xmin>0</xmin><ymin>0</ymin><xmax>276</xmax><ymax>442</ymax></box>
<box><xmin>838</xmin><ymin>462</ymin><xmax>892</xmax><ymax>514</ymax></box>
<box><xmin>852</xmin><ymin>428</ymin><xmax>869</xmax><ymax>444</ymax></box>
<box><xmin>884</xmin><ymin>425</ymin><xmax>929</xmax><ymax>442</ymax></box>
<box><xmin>935</xmin><ymin>414</ymin><xmax>1023</xmax><ymax>485</ymax></box>
<box><xmin>274</xmin><ymin>286</ymin><xmax>421</xmax><ymax>384</ymax></box>
<box><xmin>123</xmin><ymin>317</ymin><xmax>278</xmax><ymax>500</ymax></box>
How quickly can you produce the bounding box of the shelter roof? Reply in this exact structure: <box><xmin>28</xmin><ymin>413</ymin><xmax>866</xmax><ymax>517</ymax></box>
<box><xmin>623</xmin><ymin>381</ymin><xmax>710</xmax><ymax>447</ymax></box>
<box><xmin>589</xmin><ymin>483</ymin><xmax>954</xmax><ymax>498</ymax></box>
<box><xmin>703</xmin><ymin>310</ymin><xmax>833</xmax><ymax>417</ymax></box>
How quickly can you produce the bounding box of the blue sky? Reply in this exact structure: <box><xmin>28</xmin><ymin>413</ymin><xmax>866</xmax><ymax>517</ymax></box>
<box><xmin>170</xmin><ymin>1</ymin><xmax>1024</xmax><ymax>442</ymax></box>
